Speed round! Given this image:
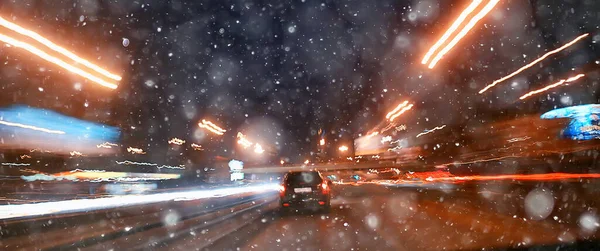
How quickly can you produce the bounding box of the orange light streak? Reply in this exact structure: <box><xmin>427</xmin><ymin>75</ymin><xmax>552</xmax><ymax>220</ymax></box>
<box><xmin>0</xmin><ymin>119</ymin><xmax>65</xmax><ymax>134</ymax></box>
<box><xmin>519</xmin><ymin>74</ymin><xmax>585</xmax><ymax>100</ymax></box>
<box><xmin>0</xmin><ymin>17</ymin><xmax>122</xmax><ymax>81</ymax></box>
<box><xmin>421</xmin><ymin>0</ymin><xmax>483</xmax><ymax>65</ymax></box>
<box><xmin>385</xmin><ymin>101</ymin><xmax>409</xmax><ymax>119</ymax></box>
<box><xmin>237</xmin><ymin>132</ymin><xmax>253</xmax><ymax>148</ymax></box>
<box><xmin>0</xmin><ymin>33</ymin><xmax>118</xmax><ymax>89</ymax></box>
<box><xmin>428</xmin><ymin>0</ymin><xmax>500</xmax><ymax>69</ymax></box>
<box><xmin>199</xmin><ymin>120</ymin><xmax>226</xmax><ymax>135</ymax></box>
<box><xmin>479</xmin><ymin>33</ymin><xmax>589</xmax><ymax>94</ymax></box>
<box><xmin>389</xmin><ymin>104</ymin><xmax>414</xmax><ymax>122</ymax></box>
<box><xmin>191</xmin><ymin>143</ymin><xmax>203</xmax><ymax>151</ymax></box>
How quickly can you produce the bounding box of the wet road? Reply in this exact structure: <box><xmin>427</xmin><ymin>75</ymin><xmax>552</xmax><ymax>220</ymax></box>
<box><xmin>206</xmin><ymin>180</ymin><xmax>600</xmax><ymax>251</ymax></box>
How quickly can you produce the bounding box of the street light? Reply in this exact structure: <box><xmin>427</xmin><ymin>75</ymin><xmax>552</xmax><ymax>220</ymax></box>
<box><xmin>319</xmin><ymin>138</ymin><xmax>325</xmax><ymax>146</ymax></box>
<box><xmin>338</xmin><ymin>145</ymin><xmax>349</xmax><ymax>152</ymax></box>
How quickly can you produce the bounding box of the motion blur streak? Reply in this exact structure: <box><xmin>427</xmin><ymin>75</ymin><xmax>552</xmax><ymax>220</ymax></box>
<box><xmin>69</xmin><ymin>151</ymin><xmax>83</xmax><ymax>156</ymax></box>
<box><xmin>96</xmin><ymin>142</ymin><xmax>118</xmax><ymax>148</ymax></box>
<box><xmin>479</xmin><ymin>33</ymin><xmax>589</xmax><ymax>94</ymax></box>
<box><xmin>191</xmin><ymin>143</ymin><xmax>203</xmax><ymax>151</ymax></box>
<box><xmin>0</xmin><ymin>119</ymin><xmax>65</xmax><ymax>134</ymax></box>
<box><xmin>428</xmin><ymin>0</ymin><xmax>500</xmax><ymax>69</ymax></box>
<box><xmin>416</xmin><ymin>124</ymin><xmax>447</xmax><ymax>137</ymax></box>
<box><xmin>168</xmin><ymin>137</ymin><xmax>185</xmax><ymax>145</ymax></box>
<box><xmin>126</xmin><ymin>147</ymin><xmax>145</xmax><ymax>154</ymax></box>
<box><xmin>389</xmin><ymin>103</ymin><xmax>414</xmax><ymax>121</ymax></box>
<box><xmin>421</xmin><ymin>0</ymin><xmax>483</xmax><ymax>65</ymax></box>
<box><xmin>1</xmin><ymin>163</ymin><xmax>30</xmax><ymax>166</ymax></box>
<box><xmin>0</xmin><ymin>183</ymin><xmax>279</xmax><ymax>220</ymax></box>
<box><xmin>199</xmin><ymin>119</ymin><xmax>226</xmax><ymax>135</ymax></box>
<box><xmin>426</xmin><ymin>172</ymin><xmax>600</xmax><ymax>182</ymax></box>
<box><xmin>0</xmin><ymin>33</ymin><xmax>118</xmax><ymax>89</ymax></box>
<box><xmin>385</xmin><ymin>100</ymin><xmax>409</xmax><ymax>119</ymax></box>
<box><xmin>237</xmin><ymin>132</ymin><xmax>253</xmax><ymax>148</ymax></box>
<box><xmin>0</xmin><ymin>16</ymin><xmax>122</xmax><ymax>81</ymax></box>
<box><xmin>519</xmin><ymin>73</ymin><xmax>585</xmax><ymax>100</ymax></box>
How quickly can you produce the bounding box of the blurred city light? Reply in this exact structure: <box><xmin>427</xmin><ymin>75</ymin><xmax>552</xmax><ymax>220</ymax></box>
<box><xmin>319</xmin><ymin>138</ymin><xmax>325</xmax><ymax>146</ymax></box>
<box><xmin>479</xmin><ymin>33</ymin><xmax>589</xmax><ymax>94</ymax></box>
<box><xmin>190</xmin><ymin>143</ymin><xmax>203</xmax><ymax>151</ymax></box>
<box><xmin>338</xmin><ymin>145</ymin><xmax>349</xmax><ymax>152</ymax></box>
<box><xmin>519</xmin><ymin>74</ymin><xmax>585</xmax><ymax>100</ymax></box>
<box><xmin>96</xmin><ymin>142</ymin><xmax>118</xmax><ymax>149</ymax></box>
<box><xmin>254</xmin><ymin>143</ymin><xmax>265</xmax><ymax>154</ymax></box>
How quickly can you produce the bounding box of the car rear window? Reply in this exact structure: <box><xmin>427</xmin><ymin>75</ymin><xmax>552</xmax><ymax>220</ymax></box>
<box><xmin>285</xmin><ymin>172</ymin><xmax>323</xmax><ymax>186</ymax></box>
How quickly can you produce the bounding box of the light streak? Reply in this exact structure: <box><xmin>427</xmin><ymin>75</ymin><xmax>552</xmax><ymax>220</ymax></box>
<box><xmin>126</xmin><ymin>147</ymin><xmax>145</xmax><ymax>155</ymax></box>
<box><xmin>428</xmin><ymin>0</ymin><xmax>500</xmax><ymax>69</ymax></box>
<box><xmin>0</xmin><ymin>17</ymin><xmax>122</xmax><ymax>81</ymax></box>
<box><xmin>395</xmin><ymin>125</ymin><xmax>407</xmax><ymax>131</ymax></box>
<box><xmin>507</xmin><ymin>136</ymin><xmax>531</xmax><ymax>143</ymax></box>
<box><xmin>479</xmin><ymin>33</ymin><xmax>589</xmax><ymax>94</ymax></box>
<box><xmin>191</xmin><ymin>143</ymin><xmax>203</xmax><ymax>151</ymax></box>
<box><xmin>389</xmin><ymin>104</ymin><xmax>414</xmax><ymax>122</ymax></box>
<box><xmin>1</xmin><ymin>163</ymin><xmax>30</xmax><ymax>166</ymax></box>
<box><xmin>20</xmin><ymin>154</ymin><xmax>31</xmax><ymax>159</ymax></box>
<box><xmin>519</xmin><ymin>74</ymin><xmax>585</xmax><ymax>100</ymax></box>
<box><xmin>366</xmin><ymin>131</ymin><xmax>380</xmax><ymax>138</ymax></box>
<box><xmin>416</xmin><ymin>125</ymin><xmax>447</xmax><ymax>137</ymax></box>
<box><xmin>96</xmin><ymin>142</ymin><xmax>118</xmax><ymax>149</ymax></box>
<box><xmin>385</xmin><ymin>101</ymin><xmax>409</xmax><ymax>119</ymax></box>
<box><xmin>381</xmin><ymin>136</ymin><xmax>392</xmax><ymax>144</ymax></box>
<box><xmin>421</xmin><ymin>0</ymin><xmax>484</xmax><ymax>65</ymax></box>
<box><xmin>426</xmin><ymin>172</ymin><xmax>600</xmax><ymax>182</ymax></box>
<box><xmin>319</xmin><ymin>138</ymin><xmax>325</xmax><ymax>146</ymax></box>
<box><xmin>69</xmin><ymin>151</ymin><xmax>83</xmax><ymax>156</ymax></box>
<box><xmin>0</xmin><ymin>119</ymin><xmax>65</xmax><ymax>134</ymax></box>
<box><xmin>237</xmin><ymin>132</ymin><xmax>253</xmax><ymax>148</ymax></box>
<box><xmin>0</xmin><ymin>183</ymin><xmax>279</xmax><ymax>220</ymax></box>
<box><xmin>254</xmin><ymin>143</ymin><xmax>265</xmax><ymax>154</ymax></box>
<box><xmin>198</xmin><ymin>119</ymin><xmax>226</xmax><ymax>135</ymax></box>
<box><xmin>115</xmin><ymin>160</ymin><xmax>185</xmax><ymax>170</ymax></box>
<box><xmin>168</xmin><ymin>137</ymin><xmax>185</xmax><ymax>145</ymax></box>
<box><xmin>0</xmin><ymin>33</ymin><xmax>118</xmax><ymax>89</ymax></box>
<box><xmin>339</xmin><ymin>145</ymin><xmax>349</xmax><ymax>152</ymax></box>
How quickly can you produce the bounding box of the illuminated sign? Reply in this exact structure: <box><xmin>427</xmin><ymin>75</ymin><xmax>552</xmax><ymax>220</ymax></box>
<box><xmin>541</xmin><ymin>104</ymin><xmax>600</xmax><ymax>140</ymax></box>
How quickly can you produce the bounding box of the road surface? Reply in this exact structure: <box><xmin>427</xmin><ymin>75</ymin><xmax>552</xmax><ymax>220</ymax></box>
<box><xmin>204</xmin><ymin>180</ymin><xmax>600</xmax><ymax>251</ymax></box>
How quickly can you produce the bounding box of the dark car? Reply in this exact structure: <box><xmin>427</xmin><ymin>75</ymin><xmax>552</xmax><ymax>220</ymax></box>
<box><xmin>279</xmin><ymin>171</ymin><xmax>331</xmax><ymax>213</ymax></box>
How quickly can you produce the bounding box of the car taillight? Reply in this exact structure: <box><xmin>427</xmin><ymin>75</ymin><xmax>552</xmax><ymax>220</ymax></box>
<box><xmin>279</xmin><ymin>185</ymin><xmax>286</xmax><ymax>196</ymax></box>
<box><xmin>321</xmin><ymin>182</ymin><xmax>329</xmax><ymax>194</ymax></box>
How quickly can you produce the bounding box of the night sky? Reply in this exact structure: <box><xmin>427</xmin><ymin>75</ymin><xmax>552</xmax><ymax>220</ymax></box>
<box><xmin>1</xmin><ymin>0</ymin><xmax>599</xmax><ymax>164</ymax></box>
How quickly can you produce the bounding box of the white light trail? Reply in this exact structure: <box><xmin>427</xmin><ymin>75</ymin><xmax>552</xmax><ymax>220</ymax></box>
<box><xmin>0</xmin><ymin>120</ymin><xmax>65</xmax><ymax>134</ymax></box>
<box><xmin>168</xmin><ymin>137</ymin><xmax>185</xmax><ymax>145</ymax></box>
<box><xmin>199</xmin><ymin>119</ymin><xmax>226</xmax><ymax>135</ymax></box>
<box><xmin>0</xmin><ymin>183</ymin><xmax>279</xmax><ymax>220</ymax></box>
<box><xmin>389</xmin><ymin>104</ymin><xmax>414</xmax><ymax>122</ymax></box>
<box><xmin>96</xmin><ymin>142</ymin><xmax>118</xmax><ymax>149</ymax></box>
<box><xmin>416</xmin><ymin>125</ymin><xmax>447</xmax><ymax>138</ymax></box>
<box><xmin>126</xmin><ymin>147</ymin><xmax>145</xmax><ymax>155</ymax></box>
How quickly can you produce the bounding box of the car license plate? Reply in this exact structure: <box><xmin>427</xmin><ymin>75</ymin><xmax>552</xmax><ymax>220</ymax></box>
<box><xmin>294</xmin><ymin>187</ymin><xmax>312</xmax><ymax>193</ymax></box>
